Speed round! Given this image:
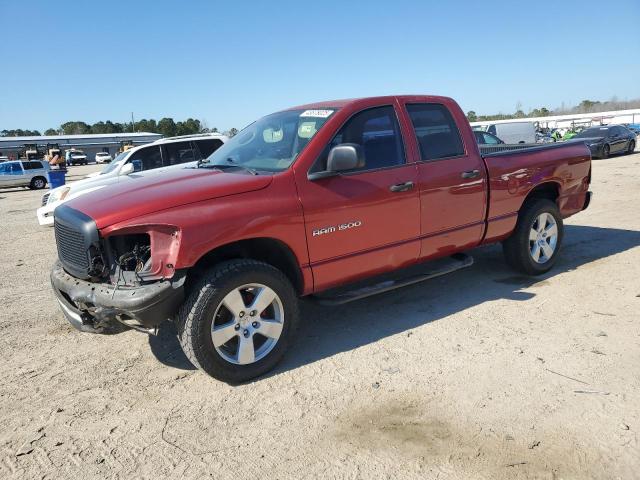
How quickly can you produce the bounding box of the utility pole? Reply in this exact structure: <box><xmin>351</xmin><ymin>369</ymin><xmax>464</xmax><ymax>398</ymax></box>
<box><xmin>131</xmin><ymin>112</ymin><xmax>135</xmax><ymax>132</ymax></box>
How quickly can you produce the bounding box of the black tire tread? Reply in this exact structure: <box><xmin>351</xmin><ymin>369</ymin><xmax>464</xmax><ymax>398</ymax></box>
<box><xmin>176</xmin><ymin>259</ymin><xmax>298</xmax><ymax>383</ymax></box>
<box><xmin>502</xmin><ymin>198</ymin><xmax>563</xmax><ymax>276</ymax></box>
<box><xmin>29</xmin><ymin>176</ymin><xmax>46</xmax><ymax>190</ymax></box>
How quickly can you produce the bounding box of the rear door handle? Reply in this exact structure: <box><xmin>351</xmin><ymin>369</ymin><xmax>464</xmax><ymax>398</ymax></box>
<box><xmin>461</xmin><ymin>169</ymin><xmax>480</xmax><ymax>179</ymax></box>
<box><xmin>389</xmin><ymin>181</ymin><xmax>414</xmax><ymax>192</ymax></box>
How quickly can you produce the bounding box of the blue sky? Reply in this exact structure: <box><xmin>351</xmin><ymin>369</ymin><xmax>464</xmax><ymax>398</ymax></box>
<box><xmin>1</xmin><ymin>0</ymin><xmax>639</xmax><ymax>132</ymax></box>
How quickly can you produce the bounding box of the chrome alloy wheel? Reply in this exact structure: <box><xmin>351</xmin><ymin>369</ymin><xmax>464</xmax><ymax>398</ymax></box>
<box><xmin>211</xmin><ymin>283</ymin><xmax>284</xmax><ymax>365</ymax></box>
<box><xmin>529</xmin><ymin>212</ymin><xmax>558</xmax><ymax>264</ymax></box>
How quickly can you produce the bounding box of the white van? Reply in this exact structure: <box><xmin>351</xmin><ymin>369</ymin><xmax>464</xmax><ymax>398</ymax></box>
<box><xmin>37</xmin><ymin>133</ymin><xmax>227</xmax><ymax>225</ymax></box>
<box><xmin>485</xmin><ymin>122</ymin><xmax>536</xmax><ymax>144</ymax></box>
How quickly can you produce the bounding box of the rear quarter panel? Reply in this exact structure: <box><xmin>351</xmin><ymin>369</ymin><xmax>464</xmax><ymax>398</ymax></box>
<box><xmin>482</xmin><ymin>142</ymin><xmax>591</xmax><ymax>243</ymax></box>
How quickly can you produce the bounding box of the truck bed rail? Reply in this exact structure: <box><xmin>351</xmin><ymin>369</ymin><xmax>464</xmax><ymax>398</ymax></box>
<box><xmin>480</xmin><ymin>140</ymin><xmax>587</xmax><ymax>157</ymax></box>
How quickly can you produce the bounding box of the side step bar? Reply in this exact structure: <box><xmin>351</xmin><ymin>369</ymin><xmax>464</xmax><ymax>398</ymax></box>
<box><xmin>311</xmin><ymin>253</ymin><xmax>473</xmax><ymax>306</ymax></box>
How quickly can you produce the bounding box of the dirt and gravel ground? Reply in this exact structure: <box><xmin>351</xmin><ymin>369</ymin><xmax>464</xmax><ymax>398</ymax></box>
<box><xmin>1</xmin><ymin>152</ymin><xmax>639</xmax><ymax>480</ymax></box>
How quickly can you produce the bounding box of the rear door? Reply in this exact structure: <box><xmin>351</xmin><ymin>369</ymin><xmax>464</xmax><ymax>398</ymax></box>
<box><xmin>399</xmin><ymin>100</ymin><xmax>487</xmax><ymax>260</ymax></box>
<box><xmin>22</xmin><ymin>161</ymin><xmax>43</xmax><ymax>184</ymax></box>
<box><xmin>609</xmin><ymin>126</ymin><xmax>626</xmax><ymax>153</ymax></box>
<box><xmin>298</xmin><ymin>104</ymin><xmax>421</xmax><ymax>291</ymax></box>
<box><xmin>161</xmin><ymin>141</ymin><xmax>196</xmax><ymax>167</ymax></box>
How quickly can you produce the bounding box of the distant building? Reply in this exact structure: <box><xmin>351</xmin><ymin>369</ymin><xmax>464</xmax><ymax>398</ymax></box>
<box><xmin>0</xmin><ymin>132</ymin><xmax>162</xmax><ymax>161</ymax></box>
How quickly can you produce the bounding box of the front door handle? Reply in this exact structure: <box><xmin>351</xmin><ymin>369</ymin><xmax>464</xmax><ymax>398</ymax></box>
<box><xmin>389</xmin><ymin>181</ymin><xmax>414</xmax><ymax>192</ymax></box>
<box><xmin>461</xmin><ymin>169</ymin><xmax>480</xmax><ymax>179</ymax></box>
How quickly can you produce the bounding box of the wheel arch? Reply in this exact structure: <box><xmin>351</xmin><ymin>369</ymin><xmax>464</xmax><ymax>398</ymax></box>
<box><xmin>187</xmin><ymin>237</ymin><xmax>304</xmax><ymax>295</ymax></box>
<box><xmin>31</xmin><ymin>175</ymin><xmax>48</xmax><ymax>187</ymax></box>
<box><xmin>521</xmin><ymin>181</ymin><xmax>561</xmax><ymax>210</ymax></box>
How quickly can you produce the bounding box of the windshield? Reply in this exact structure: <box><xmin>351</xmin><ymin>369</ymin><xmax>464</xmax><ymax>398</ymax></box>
<box><xmin>201</xmin><ymin>108</ymin><xmax>336</xmax><ymax>172</ymax></box>
<box><xmin>575</xmin><ymin>127</ymin><xmax>608</xmax><ymax>138</ymax></box>
<box><xmin>101</xmin><ymin>151</ymin><xmax>129</xmax><ymax>174</ymax></box>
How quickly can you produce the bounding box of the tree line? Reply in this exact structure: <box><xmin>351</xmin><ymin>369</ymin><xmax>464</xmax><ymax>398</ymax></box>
<box><xmin>467</xmin><ymin>97</ymin><xmax>640</xmax><ymax>123</ymax></box>
<box><xmin>1</xmin><ymin>118</ymin><xmax>238</xmax><ymax>138</ymax></box>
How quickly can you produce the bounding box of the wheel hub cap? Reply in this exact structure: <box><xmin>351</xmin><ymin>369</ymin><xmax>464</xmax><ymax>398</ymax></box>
<box><xmin>211</xmin><ymin>283</ymin><xmax>284</xmax><ymax>365</ymax></box>
<box><xmin>529</xmin><ymin>212</ymin><xmax>558</xmax><ymax>264</ymax></box>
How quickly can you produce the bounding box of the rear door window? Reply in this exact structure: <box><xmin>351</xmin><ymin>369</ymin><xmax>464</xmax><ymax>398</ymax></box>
<box><xmin>194</xmin><ymin>138</ymin><xmax>224</xmax><ymax>159</ymax></box>
<box><xmin>406</xmin><ymin>103</ymin><xmax>465</xmax><ymax>160</ymax></box>
<box><xmin>128</xmin><ymin>146</ymin><xmax>163</xmax><ymax>171</ymax></box>
<box><xmin>163</xmin><ymin>141</ymin><xmax>195</xmax><ymax>166</ymax></box>
<box><xmin>23</xmin><ymin>161</ymin><xmax>43</xmax><ymax>170</ymax></box>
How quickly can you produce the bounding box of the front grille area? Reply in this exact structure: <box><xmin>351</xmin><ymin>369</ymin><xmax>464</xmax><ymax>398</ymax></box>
<box><xmin>53</xmin><ymin>204</ymin><xmax>101</xmax><ymax>279</ymax></box>
<box><xmin>41</xmin><ymin>193</ymin><xmax>50</xmax><ymax>206</ymax></box>
<box><xmin>55</xmin><ymin>221</ymin><xmax>89</xmax><ymax>272</ymax></box>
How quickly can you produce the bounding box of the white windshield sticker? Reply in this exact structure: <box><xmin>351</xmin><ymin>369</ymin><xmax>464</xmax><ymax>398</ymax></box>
<box><xmin>300</xmin><ymin>109</ymin><xmax>334</xmax><ymax>118</ymax></box>
<box><xmin>298</xmin><ymin>121</ymin><xmax>317</xmax><ymax>138</ymax></box>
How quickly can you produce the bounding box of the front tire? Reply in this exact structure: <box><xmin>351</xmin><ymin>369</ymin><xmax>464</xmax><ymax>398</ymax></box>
<box><xmin>502</xmin><ymin>199</ymin><xmax>564</xmax><ymax>275</ymax></box>
<box><xmin>177</xmin><ymin>260</ymin><xmax>299</xmax><ymax>383</ymax></box>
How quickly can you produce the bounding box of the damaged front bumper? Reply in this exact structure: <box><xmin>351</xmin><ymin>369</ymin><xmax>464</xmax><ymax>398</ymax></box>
<box><xmin>50</xmin><ymin>261</ymin><xmax>186</xmax><ymax>334</ymax></box>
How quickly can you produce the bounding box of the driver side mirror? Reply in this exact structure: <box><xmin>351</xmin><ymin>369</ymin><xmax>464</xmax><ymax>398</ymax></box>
<box><xmin>308</xmin><ymin>143</ymin><xmax>365</xmax><ymax>180</ymax></box>
<box><xmin>120</xmin><ymin>162</ymin><xmax>134</xmax><ymax>175</ymax></box>
<box><xmin>121</xmin><ymin>160</ymin><xmax>142</xmax><ymax>175</ymax></box>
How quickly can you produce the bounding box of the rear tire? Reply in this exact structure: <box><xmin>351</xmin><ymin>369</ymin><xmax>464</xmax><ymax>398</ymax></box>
<box><xmin>627</xmin><ymin>140</ymin><xmax>636</xmax><ymax>155</ymax></box>
<box><xmin>176</xmin><ymin>260</ymin><xmax>299</xmax><ymax>383</ymax></box>
<box><xmin>601</xmin><ymin>144</ymin><xmax>610</xmax><ymax>159</ymax></box>
<box><xmin>502</xmin><ymin>199</ymin><xmax>564</xmax><ymax>275</ymax></box>
<box><xmin>29</xmin><ymin>177</ymin><xmax>47</xmax><ymax>190</ymax></box>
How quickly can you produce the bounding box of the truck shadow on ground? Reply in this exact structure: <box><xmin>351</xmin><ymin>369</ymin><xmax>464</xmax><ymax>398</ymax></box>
<box><xmin>148</xmin><ymin>224</ymin><xmax>640</xmax><ymax>375</ymax></box>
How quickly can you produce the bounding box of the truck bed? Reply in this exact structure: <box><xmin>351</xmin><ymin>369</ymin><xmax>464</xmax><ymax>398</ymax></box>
<box><xmin>480</xmin><ymin>140</ymin><xmax>592</xmax><ymax>244</ymax></box>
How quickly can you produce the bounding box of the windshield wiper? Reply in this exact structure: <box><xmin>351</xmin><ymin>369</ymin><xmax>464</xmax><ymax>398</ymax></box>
<box><xmin>198</xmin><ymin>158</ymin><xmax>258</xmax><ymax>175</ymax></box>
<box><xmin>212</xmin><ymin>159</ymin><xmax>258</xmax><ymax>174</ymax></box>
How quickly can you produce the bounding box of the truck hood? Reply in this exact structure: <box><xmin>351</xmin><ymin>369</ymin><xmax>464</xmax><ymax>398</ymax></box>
<box><xmin>65</xmin><ymin>167</ymin><xmax>273</xmax><ymax>229</ymax></box>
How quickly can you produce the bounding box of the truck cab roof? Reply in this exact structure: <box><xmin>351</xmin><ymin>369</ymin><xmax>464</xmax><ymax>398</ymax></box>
<box><xmin>287</xmin><ymin>95</ymin><xmax>456</xmax><ymax>111</ymax></box>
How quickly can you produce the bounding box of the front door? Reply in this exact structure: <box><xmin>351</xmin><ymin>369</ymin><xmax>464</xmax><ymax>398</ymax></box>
<box><xmin>298</xmin><ymin>105</ymin><xmax>421</xmax><ymax>291</ymax></box>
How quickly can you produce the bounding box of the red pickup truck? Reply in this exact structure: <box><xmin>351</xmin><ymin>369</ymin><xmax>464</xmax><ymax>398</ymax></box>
<box><xmin>51</xmin><ymin>95</ymin><xmax>592</xmax><ymax>382</ymax></box>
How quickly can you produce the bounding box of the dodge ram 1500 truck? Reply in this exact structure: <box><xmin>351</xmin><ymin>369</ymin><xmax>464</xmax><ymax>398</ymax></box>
<box><xmin>50</xmin><ymin>95</ymin><xmax>592</xmax><ymax>382</ymax></box>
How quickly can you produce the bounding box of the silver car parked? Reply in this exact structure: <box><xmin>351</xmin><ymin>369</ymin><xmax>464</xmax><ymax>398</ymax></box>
<box><xmin>0</xmin><ymin>160</ymin><xmax>49</xmax><ymax>189</ymax></box>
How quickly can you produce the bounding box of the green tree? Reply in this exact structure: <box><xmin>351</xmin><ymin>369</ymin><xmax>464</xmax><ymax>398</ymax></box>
<box><xmin>157</xmin><ymin>118</ymin><xmax>177</xmax><ymax>137</ymax></box>
<box><xmin>0</xmin><ymin>129</ymin><xmax>41</xmax><ymax>136</ymax></box>
<box><xmin>44</xmin><ymin>128</ymin><xmax>58</xmax><ymax>135</ymax></box>
<box><xmin>228</xmin><ymin>128</ymin><xmax>238</xmax><ymax>137</ymax></box>
<box><xmin>135</xmin><ymin>119</ymin><xmax>158</xmax><ymax>133</ymax></box>
<box><xmin>91</xmin><ymin>121</ymin><xmax>112</xmax><ymax>134</ymax></box>
<box><xmin>175</xmin><ymin>118</ymin><xmax>201</xmax><ymax>136</ymax></box>
<box><xmin>579</xmin><ymin>100</ymin><xmax>600</xmax><ymax>112</ymax></box>
<box><xmin>61</xmin><ymin>121</ymin><xmax>91</xmax><ymax>135</ymax></box>
<box><xmin>466</xmin><ymin>111</ymin><xmax>477</xmax><ymax>122</ymax></box>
